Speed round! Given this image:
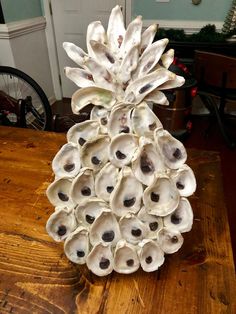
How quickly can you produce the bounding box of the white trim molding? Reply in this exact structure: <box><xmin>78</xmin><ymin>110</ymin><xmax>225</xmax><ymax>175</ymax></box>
<box><xmin>43</xmin><ymin>0</ymin><xmax>63</xmax><ymax>100</ymax></box>
<box><xmin>143</xmin><ymin>19</ymin><xmax>224</xmax><ymax>34</ymax></box>
<box><xmin>125</xmin><ymin>0</ymin><xmax>132</xmax><ymax>27</ymax></box>
<box><xmin>0</xmin><ymin>17</ymin><xmax>46</xmax><ymax>39</ymax></box>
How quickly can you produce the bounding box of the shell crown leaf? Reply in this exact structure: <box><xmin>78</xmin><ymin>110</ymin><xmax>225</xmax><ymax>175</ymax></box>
<box><xmin>63</xmin><ymin>5</ymin><xmax>185</xmax><ymax>113</ymax></box>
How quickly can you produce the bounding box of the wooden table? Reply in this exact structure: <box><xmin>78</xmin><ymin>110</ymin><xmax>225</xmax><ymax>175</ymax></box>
<box><xmin>0</xmin><ymin>126</ymin><xmax>235</xmax><ymax>314</ymax></box>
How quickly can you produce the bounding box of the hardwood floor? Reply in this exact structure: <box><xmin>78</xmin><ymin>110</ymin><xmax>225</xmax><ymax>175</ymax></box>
<box><xmin>52</xmin><ymin>100</ymin><xmax>236</xmax><ymax>265</ymax></box>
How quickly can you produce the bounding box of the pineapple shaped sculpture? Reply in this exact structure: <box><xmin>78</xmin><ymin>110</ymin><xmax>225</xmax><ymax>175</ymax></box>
<box><xmin>46</xmin><ymin>6</ymin><xmax>196</xmax><ymax>276</ymax></box>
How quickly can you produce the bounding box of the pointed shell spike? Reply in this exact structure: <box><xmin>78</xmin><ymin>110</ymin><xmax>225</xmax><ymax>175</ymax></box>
<box><xmin>145</xmin><ymin>89</ymin><xmax>169</xmax><ymax>106</ymax></box>
<box><xmin>63</xmin><ymin>42</ymin><xmax>88</xmax><ymax>67</ymax></box>
<box><xmin>107</xmin><ymin>5</ymin><xmax>125</xmax><ymax>54</ymax></box>
<box><xmin>140</xmin><ymin>23</ymin><xmax>158</xmax><ymax>54</ymax></box>
<box><xmin>64</xmin><ymin>67</ymin><xmax>95</xmax><ymax>88</ymax></box>
<box><xmin>161</xmin><ymin>49</ymin><xmax>175</xmax><ymax>69</ymax></box>
<box><xmin>121</xmin><ymin>15</ymin><xmax>143</xmax><ymax>56</ymax></box>
<box><xmin>87</xmin><ymin>21</ymin><xmax>106</xmax><ymax>58</ymax></box>
<box><xmin>133</xmin><ymin>38</ymin><xmax>169</xmax><ymax>80</ymax></box>
<box><xmin>89</xmin><ymin>40</ymin><xmax>118</xmax><ymax>72</ymax></box>
<box><xmin>118</xmin><ymin>45</ymin><xmax>139</xmax><ymax>84</ymax></box>
<box><xmin>158</xmin><ymin>75</ymin><xmax>185</xmax><ymax>90</ymax></box>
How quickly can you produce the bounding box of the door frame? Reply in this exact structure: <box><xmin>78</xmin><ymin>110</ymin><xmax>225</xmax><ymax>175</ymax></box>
<box><xmin>43</xmin><ymin>0</ymin><xmax>132</xmax><ymax>100</ymax></box>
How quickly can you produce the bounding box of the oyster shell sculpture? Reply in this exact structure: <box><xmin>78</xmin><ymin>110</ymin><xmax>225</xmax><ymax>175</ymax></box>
<box><xmin>46</xmin><ymin>6</ymin><xmax>196</xmax><ymax>276</ymax></box>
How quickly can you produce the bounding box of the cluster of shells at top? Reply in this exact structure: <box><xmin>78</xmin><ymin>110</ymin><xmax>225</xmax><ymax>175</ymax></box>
<box><xmin>46</xmin><ymin>6</ymin><xmax>196</xmax><ymax>276</ymax></box>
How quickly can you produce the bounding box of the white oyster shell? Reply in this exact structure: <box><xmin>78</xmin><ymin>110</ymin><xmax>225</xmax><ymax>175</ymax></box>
<box><xmin>121</xmin><ymin>15</ymin><xmax>143</xmax><ymax>58</ymax></box>
<box><xmin>145</xmin><ymin>90</ymin><xmax>169</xmax><ymax>106</ymax></box>
<box><xmin>143</xmin><ymin>175</ymin><xmax>180</xmax><ymax>216</ymax></box>
<box><xmin>75</xmin><ymin>197</ymin><xmax>108</xmax><ymax>228</ymax></box>
<box><xmin>81</xmin><ymin>135</ymin><xmax>110</xmax><ymax>172</ymax></box>
<box><xmin>64</xmin><ymin>226</ymin><xmax>89</xmax><ymax>264</ymax></box>
<box><xmin>90</xmin><ymin>106</ymin><xmax>109</xmax><ymax>134</ymax></box>
<box><xmin>46</xmin><ymin>208</ymin><xmax>77</xmax><ymax>242</ymax></box>
<box><xmin>131</xmin><ymin>102</ymin><xmax>163</xmax><ymax>137</ymax></box>
<box><xmin>132</xmin><ymin>136</ymin><xmax>165</xmax><ymax>186</ymax></box>
<box><xmin>109</xmin><ymin>133</ymin><xmax>139</xmax><ymax>168</ymax></box>
<box><xmin>132</xmin><ymin>38</ymin><xmax>169</xmax><ymax>80</ymax></box>
<box><xmin>158</xmin><ymin>228</ymin><xmax>184</xmax><ymax>254</ymax></box>
<box><xmin>170</xmin><ymin>164</ymin><xmax>197</xmax><ymax>197</ymax></box>
<box><xmin>138</xmin><ymin>206</ymin><xmax>163</xmax><ymax>239</ymax></box>
<box><xmin>139</xmin><ymin>23</ymin><xmax>158</xmax><ymax>54</ymax></box>
<box><xmin>138</xmin><ymin>239</ymin><xmax>165</xmax><ymax>272</ymax></box>
<box><xmin>155</xmin><ymin>128</ymin><xmax>187</xmax><ymax>169</ymax></box>
<box><xmin>72</xmin><ymin>86</ymin><xmax>116</xmax><ymax>114</ymax></box>
<box><xmin>67</xmin><ymin>120</ymin><xmax>100</xmax><ymax>146</ymax></box>
<box><xmin>70</xmin><ymin>168</ymin><xmax>95</xmax><ymax>204</ymax></box>
<box><xmin>163</xmin><ymin>197</ymin><xmax>193</xmax><ymax>233</ymax></box>
<box><xmin>107</xmin><ymin>5</ymin><xmax>125</xmax><ymax>56</ymax></box>
<box><xmin>64</xmin><ymin>67</ymin><xmax>95</xmax><ymax>88</ymax></box>
<box><xmin>87</xmin><ymin>243</ymin><xmax>114</xmax><ymax>276</ymax></box>
<box><xmin>161</xmin><ymin>49</ymin><xmax>175</xmax><ymax>69</ymax></box>
<box><xmin>107</xmin><ymin>104</ymin><xmax>133</xmax><ymax>137</ymax></box>
<box><xmin>46</xmin><ymin>177</ymin><xmax>75</xmax><ymax>208</ymax></box>
<box><xmin>124</xmin><ymin>68</ymin><xmax>175</xmax><ymax>104</ymax></box>
<box><xmin>52</xmin><ymin>143</ymin><xmax>81</xmax><ymax>179</ymax></box>
<box><xmin>110</xmin><ymin>167</ymin><xmax>143</xmax><ymax>217</ymax></box>
<box><xmin>89</xmin><ymin>209</ymin><xmax>121</xmax><ymax>247</ymax></box>
<box><xmin>95</xmin><ymin>162</ymin><xmax>119</xmax><ymax>202</ymax></box>
<box><xmin>114</xmin><ymin>240</ymin><xmax>140</xmax><ymax>274</ymax></box>
<box><xmin>87</xmin><ymin>21</ymin><xmax>106</xmax><ymax>59</ymax></box>
<box><xmin>89</xmin><ymin>40</ymin><xmax>118</xmax><ymax>73</ymax></box>
<box><xmin>118</xmin><ymin>45</ymin><xmax>139</xmax><ymax>85</ymax></box>
<box><xmin>119</xmin><ymin>213</ymin><xmax>149</xmax><ymax>245</ymax></box>
<box><xmin>63</xmin><ymin>42</ymin><xmax>88</xmax><ymax>68</ymax></box>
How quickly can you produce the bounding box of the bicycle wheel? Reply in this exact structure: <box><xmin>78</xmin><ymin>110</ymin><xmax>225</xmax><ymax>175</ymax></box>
<box><xmin>0</xmin><ymin>66</ymin><xmax>52</xmax><ymax>130</ymax></box>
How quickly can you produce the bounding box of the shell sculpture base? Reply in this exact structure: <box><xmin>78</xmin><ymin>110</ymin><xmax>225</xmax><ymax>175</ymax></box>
<box><xmin>46</xmin><ymin>6</ymin><xmax>196</xmax><ymax>276</ymax></box>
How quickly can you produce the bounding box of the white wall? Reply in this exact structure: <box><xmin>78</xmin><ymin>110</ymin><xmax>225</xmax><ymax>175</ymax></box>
<box><xmin>0</xmin><ymin>17</ymin><xmax>55</xmax><ymax>104</ymax></box>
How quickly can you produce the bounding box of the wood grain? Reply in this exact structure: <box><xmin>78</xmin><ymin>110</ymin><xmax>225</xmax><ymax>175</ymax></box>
<box><xmin>0</xmin><ymin>126</ymin><xmax>235</xmax><ymax>314</ymax></box>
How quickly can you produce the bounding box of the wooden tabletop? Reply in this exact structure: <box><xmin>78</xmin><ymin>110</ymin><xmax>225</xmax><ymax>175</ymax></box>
<box><xmin>0</xmin><ymin>126</ymin><xmax>235</xmax><ymax>314</ymax></box>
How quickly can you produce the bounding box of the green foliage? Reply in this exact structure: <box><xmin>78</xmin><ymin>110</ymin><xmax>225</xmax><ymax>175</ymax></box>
<box><xmin>155</xmin><ymin>28</ymin><xmax>186</xmax><ymax>42</ymax></box>
<box><xmin>189</xmin><ymin>24</ymin><xmax>226</xmax><ymax>42</ymax></box>
<box><xmin>155</xmin><ymin>24</ymin><xmax>228</xmax><ymax>43</ymax></box>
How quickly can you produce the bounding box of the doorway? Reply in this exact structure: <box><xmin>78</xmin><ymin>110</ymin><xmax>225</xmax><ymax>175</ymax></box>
<box><xmin>46</xmin><ymin>0</ymin><xmax>131</xmax><ymax>98</ymax></box>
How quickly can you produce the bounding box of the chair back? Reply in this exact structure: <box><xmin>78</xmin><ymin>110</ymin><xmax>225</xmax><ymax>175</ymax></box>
<box><xmin>194</xmin><ymin>50</ymin><xmax>236</xmax><ymax>90</ymax></box>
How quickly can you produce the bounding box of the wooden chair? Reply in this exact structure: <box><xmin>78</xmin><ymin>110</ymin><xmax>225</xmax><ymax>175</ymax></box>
<box><xmin>194</xmin><ymin>50</ymin><xmax>236</xmax><ymax>148</ymax></box>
